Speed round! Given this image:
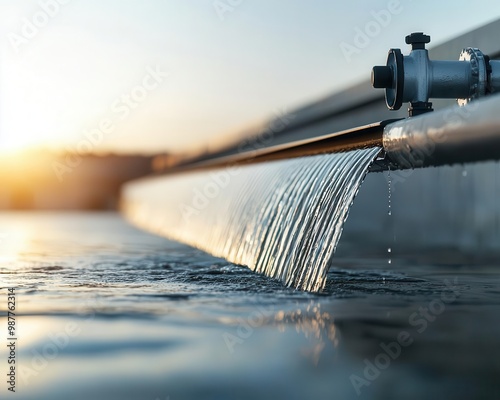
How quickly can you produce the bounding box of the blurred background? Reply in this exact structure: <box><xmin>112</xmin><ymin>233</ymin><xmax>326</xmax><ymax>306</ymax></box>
<box><xmin>3</xmin><ymin>3</ymin><xmax>500</xmax><ymax>400</ymax></box>
<box><xmin>1</xmin><ymin>0</ymin><xmax>500</xmax><ymax>209</ymax></box>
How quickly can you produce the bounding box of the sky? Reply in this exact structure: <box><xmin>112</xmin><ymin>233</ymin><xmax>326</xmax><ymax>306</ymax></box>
<box><xmin>1</xmin><ymin>0</ymin><xmax>500</xmax><ymax>155</ymax></box>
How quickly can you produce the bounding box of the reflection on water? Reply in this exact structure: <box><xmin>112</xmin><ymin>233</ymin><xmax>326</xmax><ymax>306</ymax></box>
<box><xmin>1</xmin><ymin>212</ymin><xmax>500</xmax><ymax>399</ymax></box>
<box><xmin>274</xmin><ymin>303</ymin><xmax>339</xmax><ymax>365</ymax></box>
<box><xmin>0</xmin><ymin>225</ymin><xmax>30</xmax><ymax>263</ymax></box>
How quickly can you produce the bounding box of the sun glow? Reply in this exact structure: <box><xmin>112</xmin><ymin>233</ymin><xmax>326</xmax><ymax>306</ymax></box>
<box><xmin>0</xmin><ymin>134</ymin><xmax>45</xmax><ymax>155</ymax></box>
<box><xmin>0</xmin><ymin>79</ymin><xmax>60</xmax><ymax>155</ymax></box>
<box><xmin>0</xmin><ymin>225</ymin><xmax>29</xmax><ymax>263</ymax></box>
<box><xmin>0</xmin><ymin>77</ymin><xmax>70</xmax><ymax>155</ymax></box>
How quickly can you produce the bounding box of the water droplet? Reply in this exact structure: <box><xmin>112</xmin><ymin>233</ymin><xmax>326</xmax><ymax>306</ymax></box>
<box><xmin>387</xmin><ymin>168</ymin><xmax>392</xmax><ymax>216</ymax></box>
<box><xmin>462</xmin><ymin>170</ymin><xmax>468</xmax><ymax>177</ymax></box>
<box><xmin>387</xmin><ymin>169</ymin><xmax>393</xmax><ymax>265</ymax></box>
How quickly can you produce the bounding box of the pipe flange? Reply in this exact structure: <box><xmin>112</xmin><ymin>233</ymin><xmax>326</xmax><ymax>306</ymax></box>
<box><xmin>385</xmin><ymin>48</ymin><xmax>404</xmax><ymax>110</ymax></box>
<box><xmin>458</xmin><ymin>47</ymin><xmax>487</xmax><ymax>106</ymax></box>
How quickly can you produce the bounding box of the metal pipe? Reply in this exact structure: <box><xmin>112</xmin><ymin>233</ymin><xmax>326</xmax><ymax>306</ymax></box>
<box><xmin>429</xmin><ymin>60</ymin><xmax>472</xmax><ymax>99</ymax></box>
<box><xmin>490</xmin><ymin>62</ymin><xmax>500</xmax><ymax>95</ymax></box>
<box><xmin>158</xmin><ymin>121</ymin><xmax>389</xmax><ymax>176</ymax></box>
<box><xmin>382</xmin><ymin>94</ymin><xmax>500</xmax><ymax>170</ymax></box>
<box><xmin>150</xmin><ymin>93</ymin><xmax>500</xmax><ymax>176</ymax></box>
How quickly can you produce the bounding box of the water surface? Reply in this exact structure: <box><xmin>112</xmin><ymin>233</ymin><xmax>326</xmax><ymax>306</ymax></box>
<box><xmin>0</xmin><ymin>212</ymin><xmax>499</xmax><ymax>399</ymax></box>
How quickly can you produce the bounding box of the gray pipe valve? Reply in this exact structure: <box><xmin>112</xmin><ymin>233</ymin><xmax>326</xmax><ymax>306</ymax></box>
<box><xmin>371</xmin><ymin>32</ymin><xmax>500</xmax><ymax>116</ymax></box>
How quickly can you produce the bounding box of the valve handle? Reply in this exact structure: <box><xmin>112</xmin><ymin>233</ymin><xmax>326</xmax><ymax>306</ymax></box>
<box><xmin>405</xmin><ymin>32</ymin><xmax>431</xmax><ymax>50</ymax></box>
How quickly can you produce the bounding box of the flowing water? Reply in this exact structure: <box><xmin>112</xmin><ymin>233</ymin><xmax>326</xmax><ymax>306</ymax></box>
<box><xmin>1</xmin><ymin>212</ymin><xmax>500</xmax><ymax>400</ymax></box>
<box><xmin>123</xmin><ymin>148</ymin><xmax>382</xmax><ymax>292</ymax></box>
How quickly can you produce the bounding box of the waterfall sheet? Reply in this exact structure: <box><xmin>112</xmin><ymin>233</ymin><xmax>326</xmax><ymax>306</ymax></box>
<box><xmin>123</xmin><ymin>147</ymin><xmax>382</xmax><ymax>291</ymax></box>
